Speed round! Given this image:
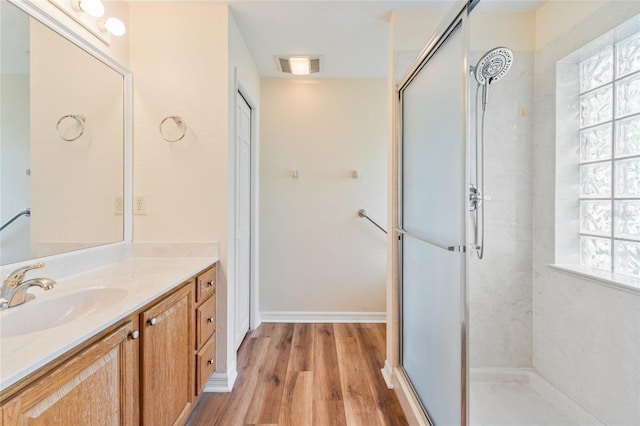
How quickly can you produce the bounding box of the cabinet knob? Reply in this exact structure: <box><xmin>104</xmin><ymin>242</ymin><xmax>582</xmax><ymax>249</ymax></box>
<box><xmin>207</xmin><ymin>280</ymin><xmax>214</xmax><ymax>287</ymax></box>
<box><xmin>129</xmin><ymin>330</ymin><xmax>140</xmax><ymax>340</ymax></box>
<box><xmin>207</xmin><ymin>317</ymin><xmax>214</xmax><ymax>323</ymax></box>
<box><xmin>148</xmin><ymin>317</ymin><xmax>157</xmax><ymax>326</ymax></box>
<box><xmin>207</xmin><ymin>358</ymin><xmax>215</xmax><ymax>365</ymax></box>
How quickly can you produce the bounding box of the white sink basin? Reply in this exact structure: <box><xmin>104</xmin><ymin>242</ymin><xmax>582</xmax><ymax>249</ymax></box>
<box><xmin>0</xmin><ymin>288</ymin><xmax>128</xmax><ymax>338</ymax></box>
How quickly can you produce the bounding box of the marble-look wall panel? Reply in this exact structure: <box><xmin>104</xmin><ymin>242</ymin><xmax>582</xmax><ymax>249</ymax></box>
<box><xmin>469</xmin><ymin>52</ymin><xmax>534</xmax><ymax>368</ymax></box>
<box><xmin>535</xmin><ymin>273</ymin><xmax>639</xmax><ymax>424</ymax></box>
<box><xmin>533</xmin><ymin>2</ymin><xmax>640</xmax><ymax>424</ymax></box>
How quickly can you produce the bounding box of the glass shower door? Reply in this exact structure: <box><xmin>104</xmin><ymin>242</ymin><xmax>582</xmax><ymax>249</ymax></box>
<box><xmin>397</xmin><ymin>14</ymin><xmax>468</xmax><ymax>426</ymax></box>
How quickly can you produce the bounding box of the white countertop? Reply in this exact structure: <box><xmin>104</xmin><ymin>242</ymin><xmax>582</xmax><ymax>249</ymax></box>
<box><xmin>0</xmin><ymin>257</ymin><xmax>217</xmax><ymax>391</ymax></box>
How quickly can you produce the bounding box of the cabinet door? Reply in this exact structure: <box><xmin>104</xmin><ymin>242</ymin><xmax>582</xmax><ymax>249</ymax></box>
<box><xmin>1</xmin><ymin>321</ymin><xmax>137</xmax><ymax>426</ymax></box>
<box><xmin>141</xmin><ymin>285</ymin><xmax>194</xmax><ymax>426</ymax></box>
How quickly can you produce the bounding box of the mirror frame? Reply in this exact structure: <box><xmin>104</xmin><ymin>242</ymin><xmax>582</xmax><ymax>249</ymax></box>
<box><xmin>1</xmin><ymin>0</ymin><xmax>132</xmax><ymax>276</ymax></box>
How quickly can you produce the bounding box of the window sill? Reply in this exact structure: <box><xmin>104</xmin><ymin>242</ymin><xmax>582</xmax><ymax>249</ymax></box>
<box><xmin>548</xmin><ymin>264</ymin><xmax>640</xmax><ymax>294</ymax></box>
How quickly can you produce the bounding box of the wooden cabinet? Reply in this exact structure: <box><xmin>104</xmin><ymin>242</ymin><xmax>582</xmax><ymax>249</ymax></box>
<box><xmin>196</xmin><ymin>289</ymin><xmax>216</xmax><ymax>349</ymax></box>
<box><xmin>1</xmin><ymin>320</ymin><xmax>138</xmax><ymax>426</ymax></box>
<box><xmin>194</xmin><ymin>265</ymin><xmax>216</xmax><ymax>396</ymax></box>
<box><xmin>195</xmin><ymin>265</ymin><xmax>216</xmax><ymax>304</ymax></box>
<box><xmin>196</xmin><ymin>333</ymin><xmax>217</xmax><ymax>393</ymax></box>
<box><xmin>0</xmin><ymin>262</ymin><xmax>216</xmax><ymax>426</ymax></box>
<box><xmin>140</xmin><ymin>284</ymin><xmax>194</xmax><ymax>426</ymax></box>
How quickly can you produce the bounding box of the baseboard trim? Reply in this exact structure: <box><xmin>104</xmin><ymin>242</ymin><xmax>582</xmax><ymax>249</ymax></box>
<box><xmin>381</xmin><ymin>359</ymin><xmax>394</xmax><ymax>389</ymax></box>
<box><xmin>259</xmin><ymin>311</ymin><xmax>386</xmax><ymax>323</ymax></box>
<box><xmin>392</xmin><ymin>367</ymin><xmax>430</xmax><ymax>426</ymax></box>
<box><xmin>203</xmin><ymin>369</ymin><xmax>238</xmax><ymax>393</ymax></box>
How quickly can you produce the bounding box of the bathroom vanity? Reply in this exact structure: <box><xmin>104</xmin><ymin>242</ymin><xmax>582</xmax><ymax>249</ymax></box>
<box><xmin>0</xmin><ymin>257</ymin><xmax>217</xmax><ymax>425</ymax></box>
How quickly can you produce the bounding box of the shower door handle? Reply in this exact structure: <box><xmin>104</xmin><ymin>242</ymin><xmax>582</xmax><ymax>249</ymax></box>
<box><xmin>396</xmin><ymin>228</ymin><xmax>465</xmax><ymax>253</ymax></box>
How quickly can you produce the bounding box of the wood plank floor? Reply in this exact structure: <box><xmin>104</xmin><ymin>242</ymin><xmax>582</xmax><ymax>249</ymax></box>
<box><xmin>186</xmin><ymin>323</ymin><xmax>408</xmax><ymax>426</ymax></box>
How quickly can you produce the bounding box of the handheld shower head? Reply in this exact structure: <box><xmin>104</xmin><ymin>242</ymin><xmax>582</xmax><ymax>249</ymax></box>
<box><xmin>471</xmin><ymin>47</ymin><xmax>513</xmax><ymax>260</ymax></box>
<box><xmin>475</xmin><ymin>47</ymin><xmax>513</xmax><ymax>85</ymax></box>
<box><xmin>474</xmin><ymin>47</ymin><xmax>513</xmax><ymax>111</ymax></box>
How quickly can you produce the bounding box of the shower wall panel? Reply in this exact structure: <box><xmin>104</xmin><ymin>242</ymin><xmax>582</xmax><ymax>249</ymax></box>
<box><xmin>468</xmin><ymin>46</ymin><xmax>535</xmax><ymax>368</ymax></box>
<box><xmin>533</xmin><ymin>2</ymin><xmax>640</xmax><ymax>424</ymax></box>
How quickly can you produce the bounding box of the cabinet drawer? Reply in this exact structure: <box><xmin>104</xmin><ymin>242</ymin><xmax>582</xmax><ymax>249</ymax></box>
<box><xmin>196</xmin><ymin>294</ymin><xmax>216</xmax><ymax>349</ymax></box>
<box><xmin>196</xmin><ymin>266</ymin><xmax>216</xmax><ymax>303</ymax></box>
<box><xmin>196</xmin><ymin>336</ymin><xmax>216</xmax><ymax>395</ymax></box>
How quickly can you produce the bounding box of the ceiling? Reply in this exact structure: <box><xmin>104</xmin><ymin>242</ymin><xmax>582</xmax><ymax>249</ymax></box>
<box><xmin>227</xmin><ymin>0</ymin><xmax>546</xmax><ymax>78</ymax></box>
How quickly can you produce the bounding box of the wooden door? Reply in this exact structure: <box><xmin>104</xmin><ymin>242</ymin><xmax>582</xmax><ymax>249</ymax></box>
<box><xmin>1</xmin><ymin>321</ymin><xmax>137</xmax><ymax>425</ymax></box>
<box><xmin>140</xmin><ymin>285</ymin><xmax>194</xmax><ymax>426</ymax></box>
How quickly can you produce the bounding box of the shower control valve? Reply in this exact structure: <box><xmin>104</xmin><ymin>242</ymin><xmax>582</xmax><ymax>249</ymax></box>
<box><xmin>469</xmin><ymin>184</ymin><xmax>491</xmax><ymax>211</ymax></box>
<box><xmin>469</xmin><ymin>185</ymin><xmax>481</xmax><ymax>211</ymax></box>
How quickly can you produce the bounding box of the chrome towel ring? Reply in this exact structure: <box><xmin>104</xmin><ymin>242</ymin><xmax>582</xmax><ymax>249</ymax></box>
<box><xmin>159</xmin><ymin>115</ymin><xmax>187</xmax><ymax>142</ymax></box>
<box><xmin>56</xmin><ymin>114</ymin><xmax>86</xmax><ymax>141</ymax></box>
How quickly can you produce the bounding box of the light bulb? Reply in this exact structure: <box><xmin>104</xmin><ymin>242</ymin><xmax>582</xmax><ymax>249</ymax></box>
<box><xmin>289</xmin><ymin>57</ymin><xmax>310</xmax><ymax>76</ymax></box>
<box><xmin>79</xmin><ymin>0</ymin><xmax>104</xmax><ymax>18</ymax></box>
<box><xmin>103</xmin><ymin>17</ymin><xmax>126</xmax><ymax>36</ymax></box>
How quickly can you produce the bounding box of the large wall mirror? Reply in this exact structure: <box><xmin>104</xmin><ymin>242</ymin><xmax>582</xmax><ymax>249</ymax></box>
<box><xmin>0</xmin><ymin>0</ymin><xmax>125</xmax><ymax>265</ymax></box>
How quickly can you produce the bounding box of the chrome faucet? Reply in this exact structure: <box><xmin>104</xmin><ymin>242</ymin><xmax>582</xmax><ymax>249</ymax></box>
<box><xmin>0</xmin><ymin>263</ymin><xmax>56</xmax><ymax>310</ymax></box>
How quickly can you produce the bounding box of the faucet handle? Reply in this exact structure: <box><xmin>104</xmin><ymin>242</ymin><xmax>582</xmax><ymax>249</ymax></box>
<box><xmin>5</xmin><ymin>262</ymin><xmax>45</xmax><ymax>285</ymax></box>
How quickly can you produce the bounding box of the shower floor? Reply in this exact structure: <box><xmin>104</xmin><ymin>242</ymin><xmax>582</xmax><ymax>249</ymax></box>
<box><xmin>470</xmin><ymin>369</ymin><xmax>603</xmax><ymax>426</ymax></box>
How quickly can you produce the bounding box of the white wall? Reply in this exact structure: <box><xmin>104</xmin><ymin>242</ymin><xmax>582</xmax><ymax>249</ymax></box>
<box><xmin>129</xmin><ymin>0</ymin><xmax>231</xmax><ymax>373</ymax></box>
<box><xmin>229</xmin><ymin>13</ymin><xmax>260</xmax><ymax>103</ymax></box>
<box><xmin>225</xmin><ymin>10</ymin><xmax>261</xmax><ymax>384</ymax></box>
<box><xmin>130</xmin><ymin>2</ymin><xmax>262</xmax><ymax>388</ymax></box>
<box><xmin>392</xmin><ymin>10</ymin><xmax>448</xmax><ymax>52</ymax></box>
<box><xmin>1</xmin><ymin>0</ymin><xmax>31</xmax><ymax>264</ymax></box>
<box><xmin>534</xmin><ymin>0</ymin><xmax>608</xmax><ymax>51</ymax></box>
<box><xmin>259</xmin><ymin>78</ymin><xmax>387</xmax><ymax>316</ymax></box>
<box><xmin>0</xmin><ymin>74</ymin><xmax>30</xmax><ymax>264</ymax></box>
<box><xmin>391</xmin><ymin>10</ymin><xmax>447</xmax><ymax>83</ymax></box>
<box><xmin>129</xmin><ymin>2</ymin><xmax>228</xmax><ymax>246</ymax></box>
<box><xmin>533</xmin><ymin>2</ymin><xmax>640</xmax><ymax>424</ymax></box>
<box><xmin>29</xmin><ymin>17</ymin><xmax>124</xmax><ymax>257</ymax></box>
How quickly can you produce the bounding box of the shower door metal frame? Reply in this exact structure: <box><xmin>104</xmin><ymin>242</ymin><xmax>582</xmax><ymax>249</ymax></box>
<box><xmin>395</xmin><ymin>1</ymin><xmax>471</xmax><ymax>424</ymax></box>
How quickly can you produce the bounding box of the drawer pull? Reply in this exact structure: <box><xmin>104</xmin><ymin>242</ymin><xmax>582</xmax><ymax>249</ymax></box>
<box><xmin>129</xmin><ymin>330</ymin><xmax>139</xmax><ymax>340</ymax></box>
<box><xmin>207</xmin><ymin>280</ymin><xmax>214</xmax><ymax>287</ymax></box>
<box><xmin>207</xmin><ymin>358</ymin><xmax>215</xmax><ymax>365</ymax></box>
<box><xmin>148</xmin><ymin>317</ymin><xmax>157</xmax><ymax>326</ymax></box>
<box><xmin>207</xmin><ymin>317</ymin><xmax>214</xmax><ymax>323</ymax></box>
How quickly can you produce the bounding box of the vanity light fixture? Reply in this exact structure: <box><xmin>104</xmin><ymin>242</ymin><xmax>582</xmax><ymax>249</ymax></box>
<box><xmin>74</xmin><ymin>0</ymin><xmax>104</xmax><ymax>18</ymax></box>
<box><xmin>50</xmin><ymin>0</ymin><xmax>126</xmax><ymax>44</ymax></box>
<box><xmin>98</xmin><ymin>17</ymin><xmax>126</xmax><ymax>37</ymax></box>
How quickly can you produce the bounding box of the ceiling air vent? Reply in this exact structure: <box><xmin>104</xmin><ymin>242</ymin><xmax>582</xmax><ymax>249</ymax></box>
<box><xmin>278</xmin><ymin>57</ymin><xmax>291</xmax><ymax>73</ymax></box>
<box><xmin>276</xmin><ymin>56</ymin><xmax>321</xmax><ymax>75</ymax></box>
<box><xmin>309</xmin><ymin>58</ymin><xmax>320</xmax><ymax>73</ymax></box>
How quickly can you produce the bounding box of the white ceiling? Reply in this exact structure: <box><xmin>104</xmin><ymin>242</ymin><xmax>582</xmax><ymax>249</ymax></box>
<box><xmin>227</xmin><ymin>0</ymin><xmax>546</xmax><ymax>78</ymax></box>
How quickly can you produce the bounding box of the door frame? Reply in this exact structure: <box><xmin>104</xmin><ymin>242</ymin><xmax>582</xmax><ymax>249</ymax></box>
<box><xmin>387</xmin><ymin>1</ymin><xmax>471</xmax><ymax>425</ymax></box>
<box><xmin>233</xmin><ymin>72</ymin><xmax>261</xmax><ymax>348</ymax></box>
